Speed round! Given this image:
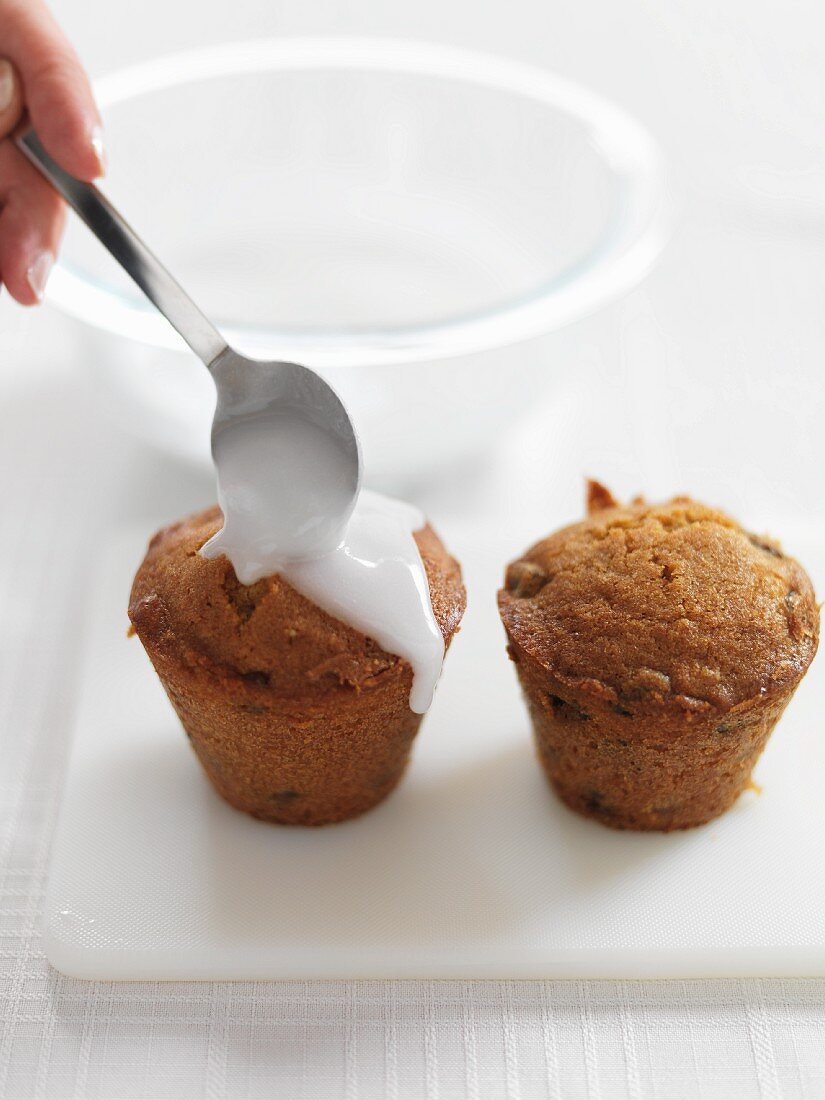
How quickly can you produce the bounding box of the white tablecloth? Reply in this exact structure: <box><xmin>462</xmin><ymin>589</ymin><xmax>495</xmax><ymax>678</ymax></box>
<box><xmin>3</xmin><ymin>0</ymin><xmax>825</xmax><ymax>1094</ymax></box>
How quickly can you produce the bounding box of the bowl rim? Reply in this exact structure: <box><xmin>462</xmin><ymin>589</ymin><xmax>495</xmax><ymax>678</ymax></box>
<box><xmin>49</xmin><ymin>36</ymin><xmax>672</xmax><ymax>367</ymax></box>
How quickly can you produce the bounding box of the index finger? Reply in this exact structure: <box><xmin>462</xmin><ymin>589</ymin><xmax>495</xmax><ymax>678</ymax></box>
<box><xmin>1</xmin><ymin>0</ymin><xmax>104</xmax><ymax>181</ymax></box>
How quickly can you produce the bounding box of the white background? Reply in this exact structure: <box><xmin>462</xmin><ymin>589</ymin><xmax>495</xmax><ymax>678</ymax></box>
<box><xmin>1</xmin><ymin>0</ymin><xmax>825</xmax><ymax>1096</ymax></box>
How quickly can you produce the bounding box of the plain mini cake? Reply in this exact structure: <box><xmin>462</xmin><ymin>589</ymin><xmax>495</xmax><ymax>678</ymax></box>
<box><xmin>129</xmin><ymin>506</ymin><xmax>466</xmax><ymax>825</ymax></box>
<box><xmin>498</xmin><ymin>482</ymin><xmax>819</xmax><ymax>831</ymax></box>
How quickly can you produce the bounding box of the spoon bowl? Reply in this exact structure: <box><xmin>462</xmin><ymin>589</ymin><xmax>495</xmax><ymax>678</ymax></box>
<box><xmin>205</xmin><ymin>351</ymin><xmax>361</xmax><ymax>573</ymax></box>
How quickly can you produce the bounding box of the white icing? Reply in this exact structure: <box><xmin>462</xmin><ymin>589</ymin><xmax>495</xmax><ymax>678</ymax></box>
<box><xmin>281</xmin><ymin>490</ymin><xmax>444</xmax><ymax>714</ymax></box>
<box><xmin>202</xmin><ymin>409</ymin><xmax>357</xmax><ymax>565</ymax></box>
<box><xmin>200</xmin><ymin>407</ymin><xmax>445</xmax><ymax>713</ymax></box>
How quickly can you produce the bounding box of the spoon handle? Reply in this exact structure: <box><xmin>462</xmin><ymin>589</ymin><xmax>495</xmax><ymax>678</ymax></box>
<box><xmin>16</xmin><ymin>128</ymin><xmax>228</xmax><ymax>369</ymax></box>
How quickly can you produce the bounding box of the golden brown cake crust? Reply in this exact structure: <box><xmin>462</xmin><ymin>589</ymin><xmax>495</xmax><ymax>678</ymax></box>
<box><xmin>498</xmin><ymin>484</ymin><xmax>819</xmax><ymax>831</ymax></box>
<box><xmin>129</xmin><ymin>505</ymin><xmax>466</xmax><ymax>825</ymax></box>
<box><xmin>130</xmin><ymin>505</ymin><xmax>465</xmax><ymax>702</ymax></box>
<box><xmin>500</xmin><ymin>489</ymin><xmax>818</xmax><ymax>718</ymax></box>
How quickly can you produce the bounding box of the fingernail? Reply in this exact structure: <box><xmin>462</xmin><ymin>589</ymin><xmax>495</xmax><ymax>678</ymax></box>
<box><xmin>90</xmin><ymin>123</ymin><xmax>106</xmax><ymax>177</ymax></box>
<box><xmin>27</xmin><ymin>251</ymin><xmax>54</xmax><ymax>302</ymax></box>
<box><xmin>0</xmin><ymin>60</ymin><xmax>14</xmax><ymax>113</ymax></box>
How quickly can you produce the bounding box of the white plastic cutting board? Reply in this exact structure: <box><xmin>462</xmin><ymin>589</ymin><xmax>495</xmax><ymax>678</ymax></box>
<box><xmin>46</xmin><ymin>526</ymin><xmax>825</xmax><ymax>980</ymax></box>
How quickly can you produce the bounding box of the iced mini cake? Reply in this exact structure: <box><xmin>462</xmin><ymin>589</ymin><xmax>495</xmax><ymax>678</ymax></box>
<box><xmin>130</xmin><ymin>503</ymin><xmax>465</xmax><ymax>825</ymax></box>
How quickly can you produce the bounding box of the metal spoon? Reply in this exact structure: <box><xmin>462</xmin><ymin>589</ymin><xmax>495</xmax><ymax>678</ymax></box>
<box><xmin>16</xmin><ymin>128</ymin><xmax>362</xmax><ymax>554</ymax></box>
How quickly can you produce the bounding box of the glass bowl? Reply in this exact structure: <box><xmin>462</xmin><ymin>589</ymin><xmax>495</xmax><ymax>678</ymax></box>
<box><xmin>50</xmin><ymin>38</ymin><xmax>670</xmax><ymax>484</ymax></box>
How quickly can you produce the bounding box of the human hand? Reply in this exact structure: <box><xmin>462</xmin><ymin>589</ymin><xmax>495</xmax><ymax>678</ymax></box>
<box><xmin>0</xmin><ymin>0</ymin><xmax>104</xmax><ymax>305</ymax></box>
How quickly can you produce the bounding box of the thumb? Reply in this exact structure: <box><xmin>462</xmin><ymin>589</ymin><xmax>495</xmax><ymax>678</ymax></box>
<box><xmin>0</xmin><ymin>59</ymin><xmax>24</xmax><ymax>141</ymax></box>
